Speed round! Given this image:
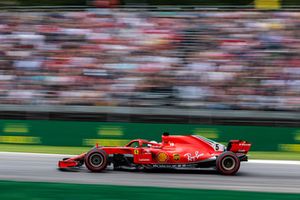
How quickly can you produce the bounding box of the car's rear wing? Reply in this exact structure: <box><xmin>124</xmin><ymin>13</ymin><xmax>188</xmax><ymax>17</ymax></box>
<box><xmin>227</xmin><ymin>140</ymin><xmax>251</xmax><ymax>154</ymax></box>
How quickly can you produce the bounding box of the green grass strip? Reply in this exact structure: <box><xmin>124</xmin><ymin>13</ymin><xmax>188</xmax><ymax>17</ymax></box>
<box><xmin>0</xmin><ymin>144</ymin><xmax>90</xmax><ymax>155</ymax></box>
<box><xmin>1</xmin><ymin>144</ymin><xmax>300</xmax><ymax>160</ymax></box>
<box><xmin>249</xmin><ymin>151</ymin><xmax>300</xmax><ymax>160</ymax></box>
<box><xmin>0</xmin><ymin>180</ymin><xmax>299</xmax><ymax>200</ymax></box>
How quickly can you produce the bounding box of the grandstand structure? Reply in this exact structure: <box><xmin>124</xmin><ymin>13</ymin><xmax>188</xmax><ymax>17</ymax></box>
<box><xmin>0</xmin><ymin>7</ymin><xmax>299</xmax><ymax>125</ymax></box>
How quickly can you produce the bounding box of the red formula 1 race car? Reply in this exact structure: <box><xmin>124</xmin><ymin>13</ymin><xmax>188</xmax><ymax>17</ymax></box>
<box><xmin>58</xmin><ymin>133</ymin><xmax>251</xmax><ymax>175</ymax></box>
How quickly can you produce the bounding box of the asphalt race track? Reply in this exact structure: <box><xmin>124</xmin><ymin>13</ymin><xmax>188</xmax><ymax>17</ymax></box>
<box><xmin>0</xmin><ymin>152</ymin><xmax>300</xmax><ymax>193</ymax></box>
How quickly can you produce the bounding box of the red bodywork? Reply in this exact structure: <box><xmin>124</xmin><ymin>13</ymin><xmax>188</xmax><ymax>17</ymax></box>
<box><xmin>58</xmin><ymin>134</ymin><xmax>251</xmax><ymax>170</ymax></box>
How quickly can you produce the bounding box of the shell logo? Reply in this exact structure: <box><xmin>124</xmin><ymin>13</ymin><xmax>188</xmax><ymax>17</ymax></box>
<box><xmin>156</xmin><ymin>152</ymin><xmax>168</xmax><ymax>163</ymax></box>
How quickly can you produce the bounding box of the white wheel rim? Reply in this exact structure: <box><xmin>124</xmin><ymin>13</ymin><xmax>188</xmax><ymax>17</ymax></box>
<box><xmin>89</xmin><ymin>154</ymin><xmax>104</xmax><ymax>168</ymax></box>
<box><xmin>221</xmin><ymin>157</ymin><xmax>236</xmax><ymax>171</ymax></box>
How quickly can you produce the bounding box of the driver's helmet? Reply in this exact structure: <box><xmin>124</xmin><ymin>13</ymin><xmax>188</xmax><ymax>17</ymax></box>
<box><xmin>147</xmin><ymin>140</ymin><xmax>158</xmax><ymax>147</ymax></box>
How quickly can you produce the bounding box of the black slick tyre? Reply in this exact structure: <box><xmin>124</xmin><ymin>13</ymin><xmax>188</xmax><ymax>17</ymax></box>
<box><xmin>216</xmin><ymin>152</ymin><xmax>240</xmax><ymax>175</ymax></box>
<box><xmin>84</xmin><ymin>149</ymin><xmax>108</xmax><ymax>172</ymax></box>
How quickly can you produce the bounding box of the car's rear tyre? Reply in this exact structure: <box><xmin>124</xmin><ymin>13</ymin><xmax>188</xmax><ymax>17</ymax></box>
<box><xmin>84</xmin><ymin>149</ymin><xmax>108</xmax><ymax>172</ymax></box>
<box><xmin>216</xmin><ymin>152</ymin><xmax>240</xmax><ymax>175</ymax></box>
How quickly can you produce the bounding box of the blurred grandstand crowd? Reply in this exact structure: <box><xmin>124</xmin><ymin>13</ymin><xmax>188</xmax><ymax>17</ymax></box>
<box><xmin>0</xmin><ymin>9</ymin><xmax>299</xmax><ymax>111</ymax></box>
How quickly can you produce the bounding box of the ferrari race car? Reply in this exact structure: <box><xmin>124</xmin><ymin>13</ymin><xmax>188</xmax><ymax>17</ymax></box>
<box><xmin>58</xmin><ymin>133</ymin><xmax>251</xmax><ymax>175</ymax></box>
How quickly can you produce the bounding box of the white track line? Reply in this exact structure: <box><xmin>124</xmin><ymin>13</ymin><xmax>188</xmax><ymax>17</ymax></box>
<box><xmin>0</xmin><ymin>151</ymin><xmax>73</xmax><ymax>157</ymax></box>
<box><xmin>1</xmin><ymin>151</ymin><xmax>300</xmax><ymax>165</ymax></box>
<box><xmin>248</xmin><ymin>159</ymin><xmax>300</xmax><ymax>165</ymax></box>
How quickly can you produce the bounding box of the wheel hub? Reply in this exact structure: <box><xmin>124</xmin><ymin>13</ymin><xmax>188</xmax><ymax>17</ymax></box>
<box><xmin>221</xmin><ymin>157</ymin><xmax>235</xmax><ymax>171</ymax></box>
<box><xmin>90</xmin><ymin>154</ymin><xmax>104</xmax><ymax>167</ymax></box>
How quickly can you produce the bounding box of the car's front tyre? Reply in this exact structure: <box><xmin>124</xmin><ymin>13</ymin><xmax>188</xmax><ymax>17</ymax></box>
<box><xmin>84</xmin><ymin>149</ymin><xmax>108</xmax><ymax>172</ymax></box>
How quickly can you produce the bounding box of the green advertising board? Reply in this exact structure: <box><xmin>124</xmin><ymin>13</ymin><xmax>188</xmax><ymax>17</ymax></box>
<box><xmin>0</xmin><ymin>119</ymin><xmax>299</xmax><ymax>152</ymax></box>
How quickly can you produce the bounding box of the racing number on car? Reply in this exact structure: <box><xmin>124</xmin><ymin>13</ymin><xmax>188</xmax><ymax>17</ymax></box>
<box><xmin>215</xmin><ymin>144</ymin><xmax>219</xmax><ymax>151</ymax></box>
<box><xmin>134</xmin><ymin>149</ymin><xmax>139</xmax><ymax>155</ymax></box>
